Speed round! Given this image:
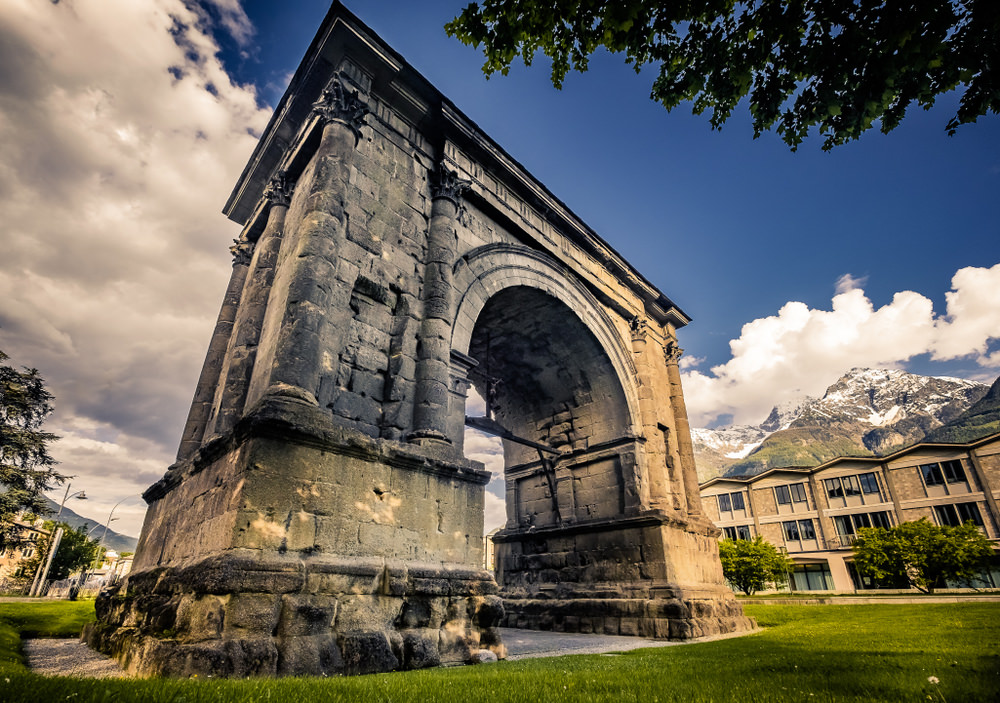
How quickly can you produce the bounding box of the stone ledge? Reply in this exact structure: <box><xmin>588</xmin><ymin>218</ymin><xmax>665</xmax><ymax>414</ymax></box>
<box><xmin>124</xmin><ymin>551</ymin><xmax>499</xmax><ymax>597</ymax></box>
<box><xmin>146</xmin><ymin>394</ymin><xmax>490</xmax><ymax>503</ymax></box>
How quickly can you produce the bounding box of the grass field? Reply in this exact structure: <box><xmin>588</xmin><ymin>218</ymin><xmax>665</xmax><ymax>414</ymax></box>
<box><xmin>1</xmin><ymin>601</ymin><xmax>998</xmax><ymax>702</ymax></box>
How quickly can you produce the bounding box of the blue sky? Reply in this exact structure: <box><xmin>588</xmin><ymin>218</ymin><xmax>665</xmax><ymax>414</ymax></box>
<box><xmin>0</xmin><ymin>0</ymin><xmax>997</xmax><ymax>536</ymax></box>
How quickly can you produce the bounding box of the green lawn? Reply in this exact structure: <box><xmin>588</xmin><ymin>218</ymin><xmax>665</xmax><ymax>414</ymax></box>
<box><xmin>1</xmin><ymin>601</ymin><xmax>998</xmax><ymax>702</ymax></box>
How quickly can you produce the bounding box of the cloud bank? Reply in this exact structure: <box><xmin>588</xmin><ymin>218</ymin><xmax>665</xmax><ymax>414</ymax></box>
<box><xmin>683</xmin><ymin>263</ymin><xmax>1000</xmax><ymax>427</ymax></box>
<box><xmin>0</xmin><ymin>0</ymin><xmax>270</xmax><ymax>535</ymax></box>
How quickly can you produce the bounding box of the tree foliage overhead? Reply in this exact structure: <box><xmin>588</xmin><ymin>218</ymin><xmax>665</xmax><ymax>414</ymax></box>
<box><xmin>446</xmin><ymin>1</ymin><xmax>1000</xmax><ymax>150</ymax></box>
<box><xmin>0</xmin><ymin>349</ymin><xmax>65</xmax><ymax>551</ymax></box>
<box><xmin>852</xmin><ymin>519</ymin><xmax>992</xmax><ymax>592</ymax></box>
<box><xmin>718</xmin><ymin>535</ymin><xmax>794</xmax><ymax>595</ymax></box>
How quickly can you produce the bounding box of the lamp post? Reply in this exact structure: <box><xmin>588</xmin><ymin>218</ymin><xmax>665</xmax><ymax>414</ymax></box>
<box><xmin>99</xmin><ymin>498</ymin><xmax>131</xmax><ymax>546</ymax></box>
<box><xmin>55</xmin><ymin>484</ymin><xmax>87</xmax><ymax>520</ymax></box>
<box><xmin>73</xmin><ymin>496</ymin><xmax>138</xmax><ymax>600</ymax></box>
<box><xmin>30</xmin><ymin>483</ymin><xmax>87</xmax><ymax>596</ymax></box>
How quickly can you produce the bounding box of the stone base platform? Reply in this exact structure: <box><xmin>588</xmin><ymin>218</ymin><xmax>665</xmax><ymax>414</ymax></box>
<box><xmin>493</xmin><ymin>514</ymin><xmax>755</xmax><ymax>640</ymax></box>
<box><xmin>84</xmin><ymin>552</ymin><xmax>505</xmax><ymax>678</ymax></box>
<box><xmin>501</xmin><ymin>592</ymin><xmax>754</xmax><ymax>640</ymax></box>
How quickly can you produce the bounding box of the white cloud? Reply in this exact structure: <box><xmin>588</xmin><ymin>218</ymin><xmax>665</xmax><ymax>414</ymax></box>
<box><xmin>683</xmin><ymin>264</ymin><xmax>1000</xmax><ymax>427</ymax></box>
<box><xmin>834</xmin><ymin>272</ymin><xmax>868</xmax><ymax>294</ymax></box>
<box><xmin>0</xmin><ymin>0</ymin><xmax>270</xmax><ymax>536</ymax></box>
<box><xmin>678</xmin><ymin>354</ymin><xmax>705</xmax><ymax>370</ymax></box>
<box><xmin>483</xmin><ymin>491</ymin><xmax>506</xmax><ymax>534</ymax></box>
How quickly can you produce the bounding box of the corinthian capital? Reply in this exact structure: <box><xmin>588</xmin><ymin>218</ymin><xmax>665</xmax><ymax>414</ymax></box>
<box><xmin>263</xmin><ymin>170</ymin><xmax>294</xmax><ymax>209</ymax></box>
<box><xmin>629</xmin><ymin>316</ymin><xmax>648</xmax><ymax>342</ymax></box>
<box><xmin>311</xmin><ymin>74</ymin><xmax>369</xmax><ymax>142</ymax></box>
<box><xmin>229</xmin><ymin>238</ymin><xmax>254</xmax><ymax>267</ymax></box>
<box><xmin>664</xmin><ymin>341</ymin><xmax>684</xmax><ymax>365</ymax></box>
<box><xmin>430</xmin><ymin>164</ymin><xmax>471</xmax><ymax>206</ymax></box>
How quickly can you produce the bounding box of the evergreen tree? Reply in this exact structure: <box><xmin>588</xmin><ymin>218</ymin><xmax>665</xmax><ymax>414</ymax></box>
<box><xmin>0</xmin><ymin>349</ymin><xmax>65</xmax><ymax>551</ymax></box>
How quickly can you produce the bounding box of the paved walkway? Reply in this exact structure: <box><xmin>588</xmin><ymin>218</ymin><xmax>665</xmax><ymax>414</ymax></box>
<box><xmin>499</xmin><ymin>626</ymin><xmax>755</xmax><ymax>660</ymax></box>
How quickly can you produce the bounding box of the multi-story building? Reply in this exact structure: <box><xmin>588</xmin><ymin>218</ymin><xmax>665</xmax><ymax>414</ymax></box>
<box><xmin>700</xmin><ymin>432</ymin><xmax>1000</xmax><ymax>592</ymax></box>
<box><xmin>0</xmin><ymin>517</ymin><xmax>50</xmax><ymax>584</ymax></box>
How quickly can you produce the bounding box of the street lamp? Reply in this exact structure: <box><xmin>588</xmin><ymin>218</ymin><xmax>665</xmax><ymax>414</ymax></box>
<box><xmin>72</xmin><ymin>495</ymin><xmax>139</xmax><ymax>600</ymax></box>
<box><xmin>55</xmin><ymin>483</ymin><xmax>87</xmax><ymax>519</ymax></box>
<box><xmin>99</xmin><ymin>497</ymin><xmax>137</xmax><ymax>546</ymax></box>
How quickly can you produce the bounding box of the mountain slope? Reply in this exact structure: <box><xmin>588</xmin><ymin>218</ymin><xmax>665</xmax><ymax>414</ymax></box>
<box><xmin>693</xmin><ymin>368</ymin><xmax>989</xmax><ymax>479</ymax></box>
<box><xmin>922</xmin><ymin>375</ymin><xmax>1000</xmax><ymax>443</ymax></box>
<box><xmin>40</xmin><ymin>496</ymin><xmax>138</xmax><ymax>553</ymax></box>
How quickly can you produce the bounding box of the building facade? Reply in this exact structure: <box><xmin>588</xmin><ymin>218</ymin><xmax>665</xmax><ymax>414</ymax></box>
<box><xmin>700</xmin><ymin>432</ymin><xmax>1000</xmax><ymax>592</ymax></box>
<box><xmin>0</xmin><ymin>517</ymin><xmax>49</xmax><ymax>586</ymax></box>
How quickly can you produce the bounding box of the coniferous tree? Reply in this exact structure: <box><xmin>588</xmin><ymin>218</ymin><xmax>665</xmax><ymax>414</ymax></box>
<box><xmin>0</xmin><ymin>349</ymin><xmax>65</xmax><ymax>551</ymax></box>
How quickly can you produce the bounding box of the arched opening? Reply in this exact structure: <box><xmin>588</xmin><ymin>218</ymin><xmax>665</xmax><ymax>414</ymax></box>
<box><xmin>461</xmin><ymin>286</ymin><xmax>637</xmax><ymax>548</ymax></box>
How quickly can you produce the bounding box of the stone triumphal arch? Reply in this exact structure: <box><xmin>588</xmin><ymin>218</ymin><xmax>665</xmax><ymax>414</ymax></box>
<box><xmin>88</xmin><ymin>2</ymin><xmax>752</xmax><ymax>677</ymax></box>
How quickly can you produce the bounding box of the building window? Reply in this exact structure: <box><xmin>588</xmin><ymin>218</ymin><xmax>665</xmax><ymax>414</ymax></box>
<box><xmin>22</xmin><ymin>547</ymin><xmax>35</xmax><ymax>559</ymax></box>
<box><xmin>775</xmin><ymin>485</ymin><xmax>791</xmax><ymax>505</ymax></box>
<box><xmin>941</xmin><ymin>460</ymin><xmax>967</xmax><ymax>484</ymax></box>
<box><xmin>782</xmin><ymin>520</ymin><xmax>815</xmax><ymax>542</ymax></box>
<box><xmin>934</xmin><ymin>502</ymin><xmax>984</xmax><ymax>528</ymax></box>
<box><xmin>718</xmin><ymin>494</ymin><xmax>731</xmax><ymax>512</ymax></box>
<box><xmin>842</xmin><ymin>475</ymin><xmax>862</xmax><ymax>497</ymax></box>
<box><xmin>824</xmin><ymin>478</ymin><xmax>844</xmax><ymax>499</ymax></box>
<box><xmin>858</xmin><ymin>472</ymin><xmax>882</xmax><ymax>497</ymax></box>
<box><xmin>833</xmin><ymin>511</ymin><xmax>893</xmax><ymax>545</ymax></box>
<box><xmin>791</xmin><ymin>563</ymin><xmax>835</xmax><ymax>591</ymax></box>
<box><xmin>920</xmin><ymin>463</ymin><xmax>944</xmax><ymax>486</ymax></box>
<box><xmin>722</xmin><ymin>525</ymin><xmax>753</xmax><ymax>540</ymax></box>
<box><xmin>789</xmin><ymin>483</ymin><xmax>808</xmax><ymax>503</ymax></box>
<box><xmin>717</xmin><ymin>492</ymin><xmax>746</xmax><ymax>515</ymax></box>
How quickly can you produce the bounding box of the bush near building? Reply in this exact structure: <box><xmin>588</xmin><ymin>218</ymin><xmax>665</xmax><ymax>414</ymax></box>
<box><xmin>718</xmin><ymin>536</ymin><xmax>794</xmax><ymax>596</ymax></box>
<box><xmin>853</xmin><ymin>518</ymin><xmax>993</xmax><ymax>593</ymax></box>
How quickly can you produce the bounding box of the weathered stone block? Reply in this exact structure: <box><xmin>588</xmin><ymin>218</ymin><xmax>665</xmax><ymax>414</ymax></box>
<box><xmin>339</xmin><ymin>631</ymin><xmax>399</xmax><ymax>675</ymax></box>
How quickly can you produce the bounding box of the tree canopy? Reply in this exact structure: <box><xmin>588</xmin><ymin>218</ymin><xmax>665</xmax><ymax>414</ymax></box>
<box><xmin>0</xmin><ymin>349</ymin><xmax>65</xmax><ymax>551</ymax></box>
<box><xmin>16</xmin><ymin>522</ymin><xmax>103</xmax><ymax>584</ymax></box>
<box><xmin>446</xmin><ymin>1</ymin><xmax>1000</xmax><ymax>150</ymax></box>
<box><xmin>852</xmin><ymin>519</ymin><xmax>992</xmax><ymax>592</ymax></box>
<box><xmin>718</xmin><ymin>535</ymin><xmax>794</xmax><ymax>595</ymax></box>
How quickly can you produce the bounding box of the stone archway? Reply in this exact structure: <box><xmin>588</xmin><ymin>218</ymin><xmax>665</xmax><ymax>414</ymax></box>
<box><xmin>87</xmin><ymin>4</ymin><xmax>753</xmax><ymax>678</ymax></box>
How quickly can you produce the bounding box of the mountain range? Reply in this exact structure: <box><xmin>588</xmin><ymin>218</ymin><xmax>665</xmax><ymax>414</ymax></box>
<box><xmin>693</xmin><ymin>368</ymin><xmax>997</xmax><ymax>480</ymax></box>
<box><xmin>40</xmin><ymin>495</ymin><xmax>138</xmax><ymax>553</ymax></box>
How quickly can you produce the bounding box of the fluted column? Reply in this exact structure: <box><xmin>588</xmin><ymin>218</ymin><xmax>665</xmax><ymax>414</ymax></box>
<box><xmin>208</xmin><ymin>172</ymin><xmax>294</xmax><ymax>437</ymax></box>
<box><xmin>175</xmin><ymin>240</ymin><xmax>253</xmax><ymax>461</ymax></box>
<box><xmin>409</xmin><ymin>166</ymin><xmax>469</xmax><ymax>445</ymax></box>
<box><xmin>266</xmin><ymin>75</ymin><xmax>368</xmax><ymax>404</ymax></box>
<box><xmin>665</xmin><ymin>340</ymin><xmax>704</xmax><ymax>518</ymax></box>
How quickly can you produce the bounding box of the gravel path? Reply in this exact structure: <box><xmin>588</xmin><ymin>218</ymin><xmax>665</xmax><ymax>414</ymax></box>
<box><xmin>22</xmin><ymin>639</ymin><xmax>131</xmax><ymax>678</ymax></box>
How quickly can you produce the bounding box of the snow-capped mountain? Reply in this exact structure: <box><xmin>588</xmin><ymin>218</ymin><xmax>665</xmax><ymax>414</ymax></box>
<box><xmin>693</xmin><ymin>368</ymin><xmax>990</xmax><ymax>480</ymax></box>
